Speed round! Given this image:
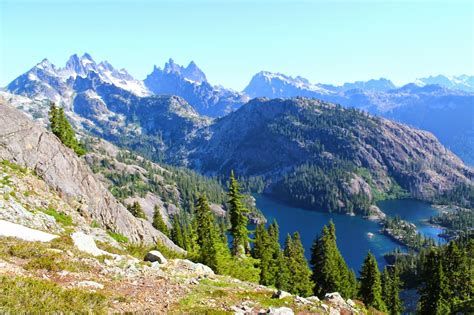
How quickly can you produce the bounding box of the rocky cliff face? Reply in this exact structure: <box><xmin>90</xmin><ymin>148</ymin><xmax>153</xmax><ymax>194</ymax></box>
<box><xmin>0</xmin><ymin>99</ymin><xmax>182</xmax><ymax>251</ymax></box>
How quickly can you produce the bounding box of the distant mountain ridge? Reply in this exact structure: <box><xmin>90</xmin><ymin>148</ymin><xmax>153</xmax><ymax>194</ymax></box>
<box><xmin>243</xmin><ymin>72</ymin><xmax>474</xmax><ymax>165</ymax></box>
<box><xmin>4</xmin><ymin>54</ymin><xmax>474</xmax><ymax>164</ymax></box>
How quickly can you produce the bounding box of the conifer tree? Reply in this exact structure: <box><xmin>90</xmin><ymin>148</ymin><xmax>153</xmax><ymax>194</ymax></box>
<box><xmin>171</xmin><ymin>215</ymin><xmax>185</xmax><ymax>249</ymax></box>
<box><xmin>382</xmin><ymin>266</ymin><xmax>403</xmax><ymax>315</ymax></box>
<box><xmin>418</xmin><ymin>250</ymin><xmax>451</xmax><ymax>315</ymax></box>
<box><xmin>127</xmin><ymin>201</ymin><xmax>146</xmax><ymax>219</ymax></box>
<box><xmin>442</xmin><ymin>241</ymin><xmax>470</xmax><ymax>310</ymax></box>
<box><xmin>359</xmin><ymin>251</ymin><xmax>386</xmax><ymax>311</ymax></box>
<box><xmin>228</xmin><ymin>171</ymin><xmax>250</xmax><ymax>255</ymax></box>
<box><xmin>195</xmin><ymin>195</ymin><xmax>222</xmax><ymax>271</ymax></box>
<box><xmin>48</xmin><ymin>102</ymin><xmax>86</xmax><ymax>156</ymax></box>
<box><xmin>152</xmin><ymin>205</ymin><xmax>170</xmax><ymax>237</ymax></box>
<box><xmin>284</xmin><ymin>232</ymin><xmax>313</xmax><ymax>297</ymax></box>
<box><xmin>275</xmin><ymin>248</ymin><xmax>290</xmax><ymax>291</ymax></box>
<box><xmin>267</xmin><ymin>220</ymin><xmax>283</xmax><ymax>286</ymax></box>
<box><xmin>311</xmin><ymin>221</ymin><xmax>356</xmax><ymax>298</ymax></box>
<box><xmin>253</xmin><ymin>224</ymin><xmax>274</xmax><ymax>286</ymax></box>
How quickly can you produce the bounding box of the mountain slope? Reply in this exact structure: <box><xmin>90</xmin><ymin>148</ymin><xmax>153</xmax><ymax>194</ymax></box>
<box><xmin>243</xmin><ymin>72</ymin><xmax>474</xmax><ymax>165</ymax></box>
<box><xmin>0</xmin><ymin>98</ymin><xmax>181</xmax><ymax>250</ymax></box>
<box><xmin>186</xmin><ymin>98</ymin><xmax>473</xmax><ymax>214</ymax></box>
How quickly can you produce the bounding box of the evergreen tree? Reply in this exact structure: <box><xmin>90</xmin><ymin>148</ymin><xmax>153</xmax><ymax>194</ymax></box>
<box><xmin>359</xmin><ymin>251</ymin><xmax>386</xmax><ymax>311</ymax></box>
<box><xmin>382</xmin><ymin>266</ymin><xmax>403</xmax><ymax>315</ymax></box>
<box><xmin>442</xmin><ymin>241</ymin><xmax>471</xmax><ymax>311</ymax></box>
<box><xmin>48</xmin><ymin>102</ymin><xmax>86</xmax><ymax>156</ymax></box>
<box><xmin>252</xmin><ymin>224</ymin><xmax>275</xmax><ymax>286</ymax></box>
<box><xmin>127</xmin><ymin>201</ymin><xmax>146</xmax><ymax>219</ymax></box>
<box><xmin>195</xmin><ymin>196</ymin><xmax>221</xmax><ymax>271</ymax></box>
<box><xmin>284</xmin><ymin>232</ymin><xmax>313</xmax><ymax>297</ymax></box>
<box><xmin>311</xmin><ymin>221</ymin><xmax>356</xmax><ymax>298</ymax></box>
<box><xmin>418</xmin><ymin>249</ymin><xmax>451</xmax><ymax>315</ymax></box>
<box><xmin>152</xmin><ymin>205</ymin><xmax>170</xmax><ymax>237</ymax></box>
<box><xmin>171</xmin><ymin>215</ymin><xmax>185</xmax><ymax>249</ymax></box>
<box><xmin>275</xmin><ymin>248</ymin><xmax>290</xmax><ymax>291</ymax></box>
<box><xmin>228</xmin><ymin>171</ymin><xmax>250</xmax><ymax>255</ymax></box>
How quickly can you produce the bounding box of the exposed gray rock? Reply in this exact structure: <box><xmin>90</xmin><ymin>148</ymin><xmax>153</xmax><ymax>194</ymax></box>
<box><xmin>267</xmin><ymin>306</ymin><xmax>294</xmax><ymax>315</ymax></box>
<box><xmin>306</xmin><ymin>296</ymin><xmax>320</xmax><ymax>303</ymax></box>
<box><xmin>0</xmin><ymin>101</ymin><xmax>183</xmax><ymax>253</ymax></box>
<box><xmin>294</xmin><ymin>296</ymin><xmax>312</xmax><ymax>305</ymax></box>
<box><xmin>75</xmin><ymin>280</ymin><xmax>104</xmax><ymax>290</ymax></box>
<box><xmin>324</xmin><ymin>292</ymin><xmax>346</xmax><ymax>307</ymax></box>
<box><xmin>346</xmin><ymin>298</ymin><xmax>356</xmax><ymax>307</ymax></box>
<box><xmin>272</xmin><ymin>290</ymin><xmax>292</xmax><ymax>299</ymax></box>
<box><xmin>170</xmin><ymin>259</ymin><xmax>215</xmax><ymax>276</ymax></box>
<box><xmin>71</xmin><ymin>232</ymin><xmax>111</xmax><ymax>257</ymax></box>
<box><xmin>0</xmin><ymin>198</ymin><xmax>63</xmax><ymax>234</ymax></box>
<box><xmin>145</xmin><ymin>250</ymin><xmax>168</xmax><ymax>265</ymax></box>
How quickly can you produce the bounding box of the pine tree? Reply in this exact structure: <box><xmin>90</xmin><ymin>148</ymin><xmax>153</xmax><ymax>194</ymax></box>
<box><xmin>442</xmin><ymin>241</ymin><xmax>470</xmax><ymax>311</ymax></box>
<box><xmin>382</xmin><ymin>266</ymin><xmax>403</xmax><ymax>315</ymax></box>
<box><xmin>152</xmin><ymin>205</ymin><xmax>170</xmax><ymax>237</ymax></box>
<box><xmin>311</xmin><ymin>221</ymin><xmax>356</xmax><ymax>298</ymax></box>
<box><xmin>48</xmin><ymin>102</ymin><xmax>86</xmax><ymax>156</ymax></box>
<box><xmin>127</xmin><ymin>201</ymin><xmax>146</xmax><ymax>219</ymax></box>
<box><xmin>171</xmin><ymin>215</ymin><xmax>185</xmax><ymax>249</ymax></box>
<box><xmin>359</xmin><ymin>251</ymin><xmax>387</xmax><ymax>311</ymax></box>
<box><xmin>284</xmin><ymin>232</ymin><xmax>313</xmax><ymax>297</ymax></box>
<box><xmin>49</xmin><ymin>102</ymin><xmax>60</xmax><ymax>135</ymax></box>
<box><xmin>228</xmin><ymin>171</ymin><xmax>250</xmax><ymax>256</ymax></box>
<box><xmin>418</xmin><ymin>249</ymin><xmax>451</xmax><ymax>315</ymax></box>
<box><xmin>253</xmin><ymin>224</ymin><xmax>275</xmax><ymax>286</ymax></box>
<box><xmin>275</xmin><ymin>248</ymin><xmax>290</xmax><ymax>291</ymax></box>
<box><xmin>195</xmin><ymin>195</ymin><xmax>223</xmax><ymax>271</ymax></box>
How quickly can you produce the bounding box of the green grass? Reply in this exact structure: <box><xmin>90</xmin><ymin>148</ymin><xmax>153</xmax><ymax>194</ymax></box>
<box><xmin>0</xmin><ymin>175</ymin><xmax>12</xmax><ymax>186</ymax></box>
<box><xmin>0</xmin><ymin>237</ymin><xmax>90</xmax><ymax>272</ymax></box>
<box><xmin>107</xmin><ymin>231</ymin><xmax>129</xmax><ymax>244</ymax></box>
<box><xmin>39</xmin><ymin>206</ymin><xmax>73</xmax><ymax>226</ymax></box>
<box><xmin>0</xmin><ymin>160</ymin><xmax>27</xmax><ymax>174</ymax></box>
<box><xmin>0</xmin><ymin>276</ymin><xmax>107</xmax><ymax>313</ymax></box>
<box><xmin>24</xmin><ymin>252</ymin><xmax>90</xmax><ymax>272</ymax></box>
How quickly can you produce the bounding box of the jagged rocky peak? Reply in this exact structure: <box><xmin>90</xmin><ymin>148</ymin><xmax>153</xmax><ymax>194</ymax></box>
<box><xmin>183</xmin><ymin>61</ymin><xmax>207</xmax><ymax>83</ymax></box>
<box><xmin>160</xmin><ymin>58</ymin><xmax>207</xmax><ymax>83</ymax></box>
<box><xmin>33</xmin><ymin>58</ymin><xmax>58</xmax><ymax>75</ymax></box>
<box><xmin>64</xmin><ymin>52</ymin><xmax>98</xmax><ymax>77</ymax></box>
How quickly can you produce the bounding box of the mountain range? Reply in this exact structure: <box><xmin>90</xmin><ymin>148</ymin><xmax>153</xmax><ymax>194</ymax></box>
<box><xmin>2</xmin><ymin>55</ymin><xmax>473</xmax><ymax>216</ymax></box>
<box><xmin>4</xmin><ymin>53</ymin><xmax>473</xmax><ymax>165</ymax></box>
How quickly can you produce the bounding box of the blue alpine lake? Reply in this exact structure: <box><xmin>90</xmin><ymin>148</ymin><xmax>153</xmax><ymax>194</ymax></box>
<box><xmin>254</xmin><ymin>195</ymin><xmax>444</xmax><ymax>273</ymax></box>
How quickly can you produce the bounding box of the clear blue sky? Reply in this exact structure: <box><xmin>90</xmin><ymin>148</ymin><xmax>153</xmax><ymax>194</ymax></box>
<box><xmin>1</xmin><ymin>0</ymin><xmax>473</xmax><ymax>90</ymax></box>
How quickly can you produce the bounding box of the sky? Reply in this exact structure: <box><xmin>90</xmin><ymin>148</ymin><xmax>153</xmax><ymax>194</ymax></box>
<box><xmin>1</xmin><ymin>0</ymin><xmax>473</xmax><ymax>90</ymax></box>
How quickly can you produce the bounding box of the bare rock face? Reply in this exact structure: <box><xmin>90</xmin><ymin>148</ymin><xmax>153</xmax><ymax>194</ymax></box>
<box><xmin>0</xmin><ymin>100</ymin><xmax>183</xmax><ymax>253</ymax></box>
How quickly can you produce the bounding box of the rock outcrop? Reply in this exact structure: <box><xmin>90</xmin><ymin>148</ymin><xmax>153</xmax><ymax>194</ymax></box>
<box><xmin>0</xmin><ymin>100</ymin><xmax>183</xmax><ymax>252</ymax></box>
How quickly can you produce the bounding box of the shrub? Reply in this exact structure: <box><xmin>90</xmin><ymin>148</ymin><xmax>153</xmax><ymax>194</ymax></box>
<box><xmin>0</xmin><ymin>276</ymin><xmax>107</xmax><ymax>313</ymax></box>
